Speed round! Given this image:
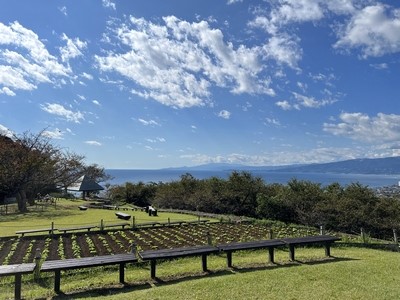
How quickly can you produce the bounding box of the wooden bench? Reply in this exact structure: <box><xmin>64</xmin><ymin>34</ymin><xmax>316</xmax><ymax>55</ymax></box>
<box><xmin>115</xmin><ymin>212</ymin><xmax>131</xmax><ymax>220</ymax></box>
<box><xmin>40</xmin><ymin>254</ymin><xmax>138</xmax><ymax>293</ymax></box>
<box><xmin>139</xmin><ymin>245</ymin><xmax>219</xmax><ymax>279</ymax></box>
<box><xmin>58</xmin><ymin>225</ymin><xmax>97</xmax><ymax>234</ymax></box>
<box><xmin>0</xmin><ymin>263</ymin><xmax>35</xmax><ymax>300</ymax></box>
<box><xmin>16</xmin><ymin>228</ymin><xmax>56</xmax><ymax>237</ymax></box>
<box><xmin>103</xmin><ymin>222</ymin><xmax>130</xmax><ymax>229</ymax></box>
<box><xmin>78</xmin><ymin>206</ymin><xmax>88</xmax><ymax>210</ymax></box>
<box><xmin>218</xmin><ymin>239</ymin><xmax>286</xmax><ymax>267</ymax></box>
<box><xmin>135</xmin><ymin>221</ymin><xmax>160</xmax><ymax>228</ymax></box>
<box><xmin>281</xmin><ymin>235</ymin><xmax>341</xmax><ymax>261</ymax></box>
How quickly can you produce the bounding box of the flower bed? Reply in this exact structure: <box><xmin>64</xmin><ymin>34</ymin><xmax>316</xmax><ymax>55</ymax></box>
<box><xmin>0</xmin><ymin>222</ymin><xmax>319</xmax><ymax>265</ymax></box>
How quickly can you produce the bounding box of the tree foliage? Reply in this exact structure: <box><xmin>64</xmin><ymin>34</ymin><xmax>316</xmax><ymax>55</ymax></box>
<box><xmin>0</xmin><ymin>130</ymin><xmax>108</xmax><ymax>211</ymax></box>
<box><xmin>108</xmin><ymin>172</ymin><xmax>400</xmax><ymax>238</ymax></box>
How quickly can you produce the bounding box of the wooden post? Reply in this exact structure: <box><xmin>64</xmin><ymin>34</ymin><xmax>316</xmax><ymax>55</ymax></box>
<box><xmin>268</xmin><ymin>247</ymin><xmax>275</xmax><ymax>263</ymax></box>
<box><xmin>201</xmin><ymin>254</ymin><xmax>208</xmax><ymax>272</ymax></box>
<box><xmin>288</xmin><ymin>245</ymin><xmax>295</xmax><ymax>261</ymax></box>
<box><xmin>361</xmin><ymin>228</ymin><xmax>366</xmax><ymax>243</ymax></box>
<box><xmin>150</xmin><ymin>260</ymin><xmax>156</xmax><ymax>279</ymax></box>
<box><xmin>119</xmin><ymin>263</ymin><xmax>125</xmax><ymax>283</ymax></box>
<box><xmin>320</xmin><ymin>225</ymin><xmax>325</xmax><ymax>235</ymax></box>
<box><xmin>226</xmin><ymin>251</ymin><xmax>233</xmax><ymax>267</ymax></box>
<box><xmin>132</xmin><ymin>216</ymin><xmax>135</xmax><ymax>228</ymax></box>
<box><xmin>51</xmin><ymin>222</ymin><xmax>54</xmax><ymax>235</ymax></box>
<box><xmin>206</xmin><ymin>231</ymin><xmax>212</xmax><ymax>245</ymax></box>
<box><xmin>54</xmin><ymin>270</ymin><xmax>61</xmax><ymax>293</ymax></box>
<box><xmin>15</xmin><ymin>274</ymin><xmax>22</xmax><ymax>300</ymax></box>
<box><xmin>100</xmin><ymin>219</ymin><xmax>104</xmax><ymax>231</ymax></box>
<box><xmin>168</xmin><ymin>217</ymin><xmax>170</xmax><ymax>225</ymax></box>
<box><xmin>394</xmin><ymin>229</ymin><xmax>398</xmax><ymax>244</ymax></box>
<box><xmin>34</xmin><ymin>248</ymin><xmax>42</xmax><ymax>280</ymax></box>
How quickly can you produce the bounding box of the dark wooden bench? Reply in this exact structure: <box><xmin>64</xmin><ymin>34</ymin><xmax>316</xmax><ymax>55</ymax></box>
<box><xmin>135</xmin><ymin>221</ymin><xmax>160</xmax><ymax>228</ymax></box>
<box><xmin>40</xmin><ymin>254</ymin><xmax>138</xmax><ymax>293</ymax></box>
<box><xmin>281</xmin><ymin>235</ymin><xmax>341</xmax><ymax>261</ymax></box>
<box><xmin>217</xmin><ymin>239</ymin><xmax>286</xmax><ymax>267</ymax></box>
<box><xmin>115</xmin><ymin>212</ymin><xmax>131</xmax><ymax>220</ymax></box>
<box><xmin>103</xmin><ymin>222</ymin><xmax>130</xmax><ymax>229</ymax></box>
<box><xmin>139</xmin><ymin>245</ymin><xmax>219</xmax><ymax>279</ymax></box>
<box><xmin>0</xmin><ymin>263</ymin><xmax>35</xmax><ymax>300</ymax></box>
<box><xmin>16</xmin><ymin>228</ymin><xmax>56</xmax><ymax>237</ymax></box>
<box><xmin>58</xmin><ymin>225</ymin><xmax>97</xmax><ymax>234</ymax></box>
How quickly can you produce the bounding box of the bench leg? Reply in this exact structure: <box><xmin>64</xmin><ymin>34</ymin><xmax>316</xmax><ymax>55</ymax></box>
<box><xmin>268</xmin><ymin>247</ymin><xmax>275</xmax><ymax>263</ymax></box>
<box><xmin>202</xmin><ymin>254</ymin><xmax>207</xmax><ymax>272</ymax></box>
<box><xmin>226</xmin><ymin>251</ymin><xmax>233</xmax><ymax>268</ymax></box>
<box><xmin>150</xmin><ymin>260</ymin><xmax>156</xmax><ymax>279</ymax></box>
<box><xmin>289</xmin><ymin>245</ymin><xmax>295</xmax><ymax>261</ymax></box>
<box><xmin>15</xmin><ymin>274</ymin><xmax>22</xmax><ymax>300</ymax></box>
<box><xmin>325</xmin><ymin>243</ymin><xmax>331</xmax><ymax>257</ymax></box>
<box><xmin>119</xmin><ymin>263</ymin><xmax>125</xmax><ymax>283</ymax></box>
<box><xmin>54</xmin><ymin>270</ymin><xmax>61</xmax><ymax>293</ymax></box>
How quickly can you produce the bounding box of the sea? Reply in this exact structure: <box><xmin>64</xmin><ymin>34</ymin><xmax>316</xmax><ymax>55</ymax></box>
<box><xmin>104</xmin><ymin>169</ymin><xmax>400</xmax><ymax>188</ymax></box>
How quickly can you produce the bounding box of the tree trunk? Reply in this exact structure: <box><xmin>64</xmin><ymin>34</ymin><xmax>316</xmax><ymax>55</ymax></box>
<box><xmin>17</xmin><ymin>190</ymin><xmax>28</xmax><ymax>212</ymax></box>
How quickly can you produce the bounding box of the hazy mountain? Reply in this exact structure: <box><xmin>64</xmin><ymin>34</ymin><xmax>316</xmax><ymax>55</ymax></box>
<box><xmin>165</xmin><ymin>157</ymin><xmax>400</xmax><ymax>175</ymax></box>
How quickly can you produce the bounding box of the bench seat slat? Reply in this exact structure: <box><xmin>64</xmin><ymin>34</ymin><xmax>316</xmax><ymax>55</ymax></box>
<box><xmin>139</xmin><ymin>245</ymin><xmax>219</xmax><ymax>260</ymax></box>
<box><xmin>0</xmin><ymin>263</ymin><xmax>36</xmax><ymax>276</ymax></box>
<box><xmin>281</xmin><ymin>235</ymin><xmax>340</xmax><ymax>245</ymax></box>
<box><xmin>41</xmin><ymin>254</ymin><xmax>138</xmax><ymax>271</ymax></box>
<box><xmin>218</xmin><ymin>239</ymin><xmax>285</xmax><ymax>251</ymax></box>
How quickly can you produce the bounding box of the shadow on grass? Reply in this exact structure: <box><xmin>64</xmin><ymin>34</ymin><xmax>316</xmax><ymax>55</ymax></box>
<box><xmin>42</xmin><ymin>256</ymin><xmax>356</xmax><ymax>299</ymax></box>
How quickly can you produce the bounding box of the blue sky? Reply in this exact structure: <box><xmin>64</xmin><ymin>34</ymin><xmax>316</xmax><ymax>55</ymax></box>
<box><xmin>1</xmin><ymin>0</ymin><xmax>399</xmax><ymax>169</ymax></box>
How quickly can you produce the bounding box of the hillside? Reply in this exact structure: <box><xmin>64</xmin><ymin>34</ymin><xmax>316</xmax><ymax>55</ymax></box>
<box><xmin>169</xmin><ymin>156</ymin><xmax>400</xmax><ymax>175</ymax></box>
<box><xmin>276</xmin><ymin>156</ymin><xmax>400</xmax><ymax>175</ymax></box>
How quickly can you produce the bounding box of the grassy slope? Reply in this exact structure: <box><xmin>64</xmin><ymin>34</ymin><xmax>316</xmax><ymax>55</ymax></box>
<box><xmin>0</xmin><ymin>199</ymin><xmax>211</xmax><ymax>237</ymax></box>
<box><xmin>1</xmin><ymin>247</ymin><xmax>399</xmax><ymax>299</ymax></box>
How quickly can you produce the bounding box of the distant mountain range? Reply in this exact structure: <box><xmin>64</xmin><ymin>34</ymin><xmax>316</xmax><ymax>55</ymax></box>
<box><xmin>165</xmin><ymin>157</ymin><xmax>400</xmax><ymax>175</ymax></box>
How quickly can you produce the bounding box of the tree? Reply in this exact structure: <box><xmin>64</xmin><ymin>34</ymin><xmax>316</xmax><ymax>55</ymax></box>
<box><xmin>0</xmin><ymin>130</ymin><xmax>110</xmax><ymax>211</ymax></box>
<box><xmin>0</xmin><ymin>131</ymin><xmax>60</xmax><ymax>211</ymax></box>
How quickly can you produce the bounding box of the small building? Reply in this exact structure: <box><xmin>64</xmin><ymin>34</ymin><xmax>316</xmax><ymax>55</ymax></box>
<box><xmin>68</xmin><ymin>175</ymin><xmax>104</xmax><ymax>199</ymax></box>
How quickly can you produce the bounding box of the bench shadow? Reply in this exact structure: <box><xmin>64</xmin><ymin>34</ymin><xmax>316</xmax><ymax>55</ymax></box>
<box><xmin>44</xmin><ymin>256</ymin><xmax>356</xmax><ymax>299</ymax></box>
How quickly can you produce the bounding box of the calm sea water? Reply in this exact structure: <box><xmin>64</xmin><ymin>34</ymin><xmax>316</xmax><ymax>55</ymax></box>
<box><xmin>104</xmin><ymin>169</ymin><xmax>400</xmax><ymax>188</ymax></box>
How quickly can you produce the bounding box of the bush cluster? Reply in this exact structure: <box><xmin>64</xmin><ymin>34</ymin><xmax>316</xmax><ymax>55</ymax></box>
<box><xmin>107</xmin><ymin>171</ymin><xmax>400</xmax><ymax>238</ymax></box>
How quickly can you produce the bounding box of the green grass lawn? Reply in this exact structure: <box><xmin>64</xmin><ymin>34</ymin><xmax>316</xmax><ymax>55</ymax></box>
<box><xmin>0</xmin><ymin>199</ymin><xmax>213</xmax><ymax>237</ymax></box>
<box><xmin>1</xmin><ymin>246</ymin><xmax>399</xmax><ymax>299</ymax></box>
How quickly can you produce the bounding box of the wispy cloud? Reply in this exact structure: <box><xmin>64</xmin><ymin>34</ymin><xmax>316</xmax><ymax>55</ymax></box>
<box><xmin>41</xmin><ymin>103</ymin><xmax>84</xmax><ymax>123</ymax></box>
<box><xmin>96</xmin><ymin>16</ymin><xmax>274</xmax><ymax>108</ymax></box>
<box><xmin>43</xmin><ymin>128</ymin><xmax>63</xmax><ymax>139</ymax></box>
<box><xmin>138</xmin><ymin>118</ymin><xmax>160</xmax><ymax>126</ymax></box>
<box><xmin>102</xmin><ymin>0</ymin><xmax>116</xmax><ymax>10</ymax></box>
<box><xmin>85</xmin><ymin>140</ymin><xmax>102</xmax><ymax>146</ymax></box>
<box><xmin>0</xmin><ymin>21</ymin><xmax>71</xmax><ymax>95</ymax></box>
<box><xmin>59</xmin><ymin>33</ymin><xmax>87</xmax><ymax>63</ymax></box>
<box><xmin>323</xmin><ymin>112</ymin><xmax>400</xmax><ymax>143</ymax></box>
<box><xmin>218</xmin><ymin>110</ymin><xmax>231</xmax><ymax>119</ymax></box>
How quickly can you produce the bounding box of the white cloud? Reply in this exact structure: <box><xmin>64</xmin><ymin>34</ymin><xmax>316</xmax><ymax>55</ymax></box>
<box><xmin>59</xmin><ymin>33</ymin><xmax>87</xmax><ymax>62</ymax></box>
<box><xmin>138</xmin><ymin>118</ymin><xmax>160</xmax><ymax>126</ymax></box>
<box><xmin>0</xmin><ymin>21</ymin><xmax>71</xmax><ymax>95</ymax></box>
<box><xmin>81</xmin><ymin>72</ymin><xmax>93</xmax><ymax>80</ymax></box>
<box><xmin>58</xmin><ymin>6</ymin><xmax>67</xmax><ymax>16</ymax></box>
<box><xmin>227</xmin><ymin>0</ymin><xmax>242</xmax><ymax>5</ymax></box>
<box><xmin>275</xmin><ymin>100</ymin><xmax>293</xmax><ymax>110</ymax></box>
<box><xmin>218</xmin><ymin>110</ymin><xmax>231</xmax><ymax>119</ymax></box>
<box><xmin>0</xmin><ymin>124</ymin><xmax>13</xmax><ymax>137</ymax></box>
<box><xmin>85</xmin><ymin>140</ymin><xmax>102</xmax><ymax>146</ymax></box>
<box><xmin>102</xmin><ymin>0</ymin><xmax>116</xmax><ymax>10</ymax></box>
<box><xmin>292</xmin><ymin>92</ymin><xmax>336</xmax><ymax>108</ymax></box>
<box><xmin>96</xmin><ymin>16</ymin><xmax>274</xmax><ymax>108</ymax></box>
<box><xmin>334</xmin><ymin>4</ymin><xmax>400</xmax><ymax>57</ymax></box>
<box><xmin>43</xmin><ymin>128</ymin><xmax>63</xmax><ymax>139</ymax></box>
<box><xmin>92</xmin><ymin>100</ymin><xmax>101</xmax><ymax>106</ymax></box>
<box><xmin>0</xmin><ymin>86</ymin><xmax>16</xmax><ymax>96</ymax></box>
<box><xmin>323</xmin><ymin>112</ymin><xmax>400</xmax><ymax>143</ymax></box>
<box><xmin>41</xmin><ymin>103</ymin><xmax>84</xmax><ymax>123</ymax></box>
<box><xmin>265</xmin><ymin>117</ymin><xmax>281</xmax><ymax>126</ymax></box>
